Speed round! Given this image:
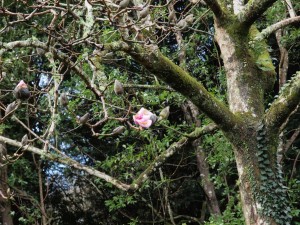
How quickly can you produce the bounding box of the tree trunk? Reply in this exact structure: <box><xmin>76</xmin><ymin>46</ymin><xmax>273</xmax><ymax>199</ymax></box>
<box><xmin>214</xmin><ymin>16</ymin><xmax>291</xmax><ymax>225</ymax></box>
<box><xmin>195</xmin><ymin>144</ymin><xmax>221</xmax><ymax>216</ymax></box>
<box><xmin>275</xmin><ymin>29</ymin><xmax>288</xmax><ymax>88</ymax></box>
<box><xmin>0</xmin><ymin>142</ymin><xmax>14</xmax><ymax>225</ymax></box>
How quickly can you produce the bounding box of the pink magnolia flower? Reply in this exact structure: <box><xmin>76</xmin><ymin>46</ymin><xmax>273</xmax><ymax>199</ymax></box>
<box><xmin>133</xmin><ymin>108</ymin><xmax>155</xmax><ymax>129</ymax></box>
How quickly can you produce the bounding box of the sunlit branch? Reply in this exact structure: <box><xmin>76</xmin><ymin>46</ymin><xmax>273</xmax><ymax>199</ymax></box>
<box><xmin>83</xmin><ymin>0</ymin><xmax>94</xmax><ymax>38</ymax></box>
<box><xmin>284</xmin><ymin>0</ymin><xmax>296</xmax><ymax>17</ymax></box>
<box><xmin>43</xmin><ymin>52</ymin><xmax>61</xmax><ymax>151</ymax></box>
<box><xmin>255</xmin><ymin>16</ymin><xmax>300</xmax><ymax>41</ymax></box>
<box><xmin>233</xmin><ymin>0</ymin><xmax>245</xmax><ymax>14</ymax></box>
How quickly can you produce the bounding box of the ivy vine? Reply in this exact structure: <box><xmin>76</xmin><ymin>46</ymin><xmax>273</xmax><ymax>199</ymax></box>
<box><xmin>254</xmin><ymin>122</ymin><xmax>292</xmax><ymax>224</ymax></box>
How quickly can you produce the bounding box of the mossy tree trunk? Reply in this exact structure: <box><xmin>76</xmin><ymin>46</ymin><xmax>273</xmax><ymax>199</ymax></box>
<box><xmin>212</xmin><ymin>2</ymin><xmax>294</xmax><ymax>224</ymax></box>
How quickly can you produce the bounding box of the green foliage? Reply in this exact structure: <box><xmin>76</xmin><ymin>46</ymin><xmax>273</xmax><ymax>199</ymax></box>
<box><xmin>17</xmin><ymin>207</ymin><xmax>41</xmax><ymax>225</ymax></box>
<box><xmin>281</xmin><ymin>27</ymin><xmax>300</xmax><ymax>47</ymax></box>
<box><xmin>105</xmin><ymin>193</ymin><xmax>137</xmax><ymax>212</ymax></box>
<box><xmin>254</xmin><ymin>122</ymin><xmax>292</xmax><ymax>224</ymax></box>
<box><xmin>289</xmin><ymin>178</ymin><xmax>300</xmax><ymax>221</ymax></box>
<box><xmin>265</xmin><ymin>1</ymin><xmax>286</xmax><ymax>23</ymax></box>
<box><xmin>202</xmin><ymin>131</ymin><xmax>236</xmax><ymax>191</ymax></box>
<box><xmin>205</xmin><ymin>197</ymin><xmax>244</xmax><ymax>224</ymax></box>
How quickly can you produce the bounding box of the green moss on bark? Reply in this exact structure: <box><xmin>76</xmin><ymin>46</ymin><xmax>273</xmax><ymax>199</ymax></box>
<box><xmin>125</xmin><ymin>44</ymin><xmax>243</xmax><ymax>133</ymax></box>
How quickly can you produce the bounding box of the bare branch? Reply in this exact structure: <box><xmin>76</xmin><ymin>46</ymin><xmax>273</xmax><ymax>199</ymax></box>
<box><xmin>284</xmin><ymin>0</ymin><xmax>296</xmax><ymax>17</ymax></box>
<box><xmin>255</xmin><ymin>16</ymin><xmax>300</xmax><ymax>41</ymax></box>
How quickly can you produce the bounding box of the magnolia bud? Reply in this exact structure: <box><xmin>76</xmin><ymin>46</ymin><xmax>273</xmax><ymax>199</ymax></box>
<box><xmin>103</xmin><ymin>52</ymin><xmax>114</xmax><ymax>59</ymax></box>
<box><xmin>150</xmin><ymin>114</ymin><xmax>157</xmax><ymax>125</ymax></box>
<box><xmin>60</xmin><ymin>92</ymin><xmax>68</xmax><ymax>107</ymax></box>
<box><xmin>190</xmin><ymin>0</ymin><xmax>200</xmax><ymax>3</ymax></box>
<box><xmin>168</xmin><ymin>10</ymin><xmax>176</xmax><ymax>22</ymax></box>
<box><xmin>114</xmin><ymin>80</ymin><xmax>124</xmax><ymax>95</ymax></box>
<box><xmin>176</xmin><ymin>19</ymin><xmax>188</xmax><ymax>30</ymax></box>
<box><xmin>112</xmin><ymin>126</ymin><xmax>126</xmax><ymax>135</ymax></box>
<box><xmin>185</xmin><ymin>14</ymin><xmax>194</xmax><ymax>25</ymax></box>
<box><xmin>158</xmin><ymin>106</ymin><xmax>170</xmax><ymax>121</ymax></box>
<box><xmin>13</xmin><ymin>80</ymin><xmax>30</xmax><ymax>100</ymax></box>
<box><xmin>21</xmin><ymin>134</ymin><xmax>29</xmax><ymax>145</ymax></box>
<box><xmin>139</xmin><ymin>6</ymin><xmax>150</xmax><ymax>19</ymax></box>
<box><xmin>119</xmin><ymin>0</ymin><xmax>130</xmax><ymax>9</ymax></box>
<box><xmin>36</xmin><ymin>48</ymin><xmax>45</xmax><ymax>56</ymax></box>
<box><xmin>78</xmin><ymin>113</ymin><xmax>90</xmax><ymax>124</ymax></box>
<box><xmin>5</xmin><ymin>101</ymin><xmax>17</xmax><ymax>116</ymax></box>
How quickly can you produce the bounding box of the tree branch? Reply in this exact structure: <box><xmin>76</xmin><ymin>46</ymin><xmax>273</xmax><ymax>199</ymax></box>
<box><xmin>202</xmin><ymin>0</ymin><xmax>225</xmax><ymax>19</ymax></box>
<box><xmin>0</xmin><ymin>39</ymin><xmax>47</xmax><ymax>55</ymax></box>
<box><xmin>283</xmin><ymin>126</ymin><xmax>300</xmax><ymax>153</ymax></box>
<box><xmin>255</xmin><ymin>16</ymin><xmax>300</xmax><ymax>41</ymax></box>
<box><xmin>131</xmin><ymin>123</ymin><xmax>217</xmax><ymax>190</ymax></box>
<box><xmin>0</xmin><ymin>123</ymin><xmax>217</xmax><ymax>192</ymax></box>
<box><xmin>0</xmin><ymin>38</ymin><xmax>103</xmax><ymax>99</ymax></box>
<box><xmin>123</xmin><ymin>84</ymin><xmax>174</xmax><ymax>91</ymax></box>
<box><xmin>104</xmin><ymin>42</ymin><xmax>242</xmax><ymax>133</ymax></box>
<box><xmin>265</xmin><ymin>71</ymin><xmax>300</xmax><ymax>132</ymax></box>
<box><xmin>237</xmin><ymin>0</ymin><xmax>278</xmax><ymax>26</ymax></box>
<box><xmin>54</xmin><ymin>50</ymin><xmax>103</xmax><ymax>98</ymax></box>
<box><xmin>0</xmin><ymin>135</ymin><xmax>131</xmax><ymax>191</ymax></box>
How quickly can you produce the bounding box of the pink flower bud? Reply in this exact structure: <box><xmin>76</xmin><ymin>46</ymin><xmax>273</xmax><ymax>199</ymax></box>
<box><xmin>133</xmin><ymin>108</ymin><xmax>155</xmax><ymax>129</ymax></box>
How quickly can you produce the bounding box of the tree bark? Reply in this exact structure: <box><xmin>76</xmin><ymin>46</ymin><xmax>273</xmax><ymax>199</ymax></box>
<box><xmin>195</xmin><ymin>144</ymin><xmax>221</xmax><ymax>216</ymax></box>
<box><xmin>0</xmin><ymin>142</ymin><xmax>14</xmax><ymax>225</ymax></box>
<box><xmin>212</xmin><ymin>13</ymin><xmax>293</xmax><ymax>225</ymax></box>
<box><xmin>35</xmin><ymin>157</ymin><xmax>47</xmax><ymax>225</ymax></box>
<box><xmin>275</xmin><ymin>0</ymin><xmax>296</xmax><ymax>89</ymax></box>
<box><xmin>275</xmin><ymin>29</ymin><xmax>288</xmax><ymax>88</ymax></box>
